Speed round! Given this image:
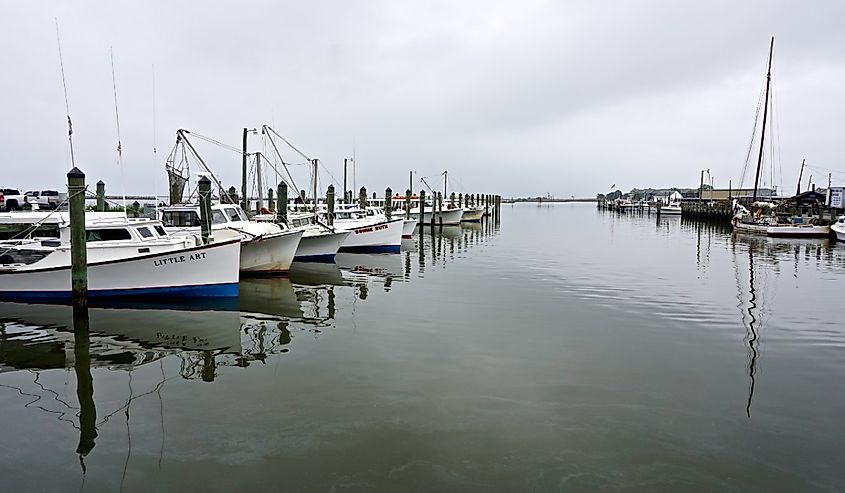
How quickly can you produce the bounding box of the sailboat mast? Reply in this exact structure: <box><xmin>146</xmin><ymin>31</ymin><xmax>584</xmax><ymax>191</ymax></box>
<box><xmin>796</xmin><ymin>158</ymin><xmax>805</xmax><ymax>196</ymax></box>
<box><xmin>312</xmin><ymin>158</ymin><xmax>318</xmax><ymax>219</ymax></box>
<box><xmin>752</xmin><ymin>37</ymin><xmax>775</xmax><ymax>203</ymax></box>
<box><xmin>443</xmin><ymin>171</ymin><xmax>447</xmax><ymax>199</ymax></box>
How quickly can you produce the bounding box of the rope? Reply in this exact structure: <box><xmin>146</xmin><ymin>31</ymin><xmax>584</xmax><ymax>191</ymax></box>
<box><xmin>0</xmin><ymin>186</ymin><xmax>87</xmax><ymax>259</ymax></box>
<box><xmin>54</xmin><ymin>18</ymin><xmax>75</xmax><ymax>170</ymax></box>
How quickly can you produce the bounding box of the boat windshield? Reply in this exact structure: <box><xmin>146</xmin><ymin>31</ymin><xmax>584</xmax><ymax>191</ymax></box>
<box><xmin>223</xmin><ymin>207</ymin><xmax>240</xmax><ymax>222</ymax></box>
<box><xmin>162</xmin><ymin>210</ymin><xmax>200</xmax><ymax>227</ymax></box>
<box><xmin>212</xmin><ymin>210</ymin><xmax>227</xmax><ymax>225</ymax></box>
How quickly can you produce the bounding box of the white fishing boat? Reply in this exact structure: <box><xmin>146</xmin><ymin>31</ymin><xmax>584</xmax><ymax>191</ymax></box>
<box><xmin>460</xmin><ymin>207</ymin><xmax>483</xmax><ymax>223</ymax></box>
<box><xmin>410</xmin><ymin>205</ymin><xmax>464</xmax><ymax>226</ymax></box>
<box><xmin>160</xmin><ymin>203</ymin><xmax>303</xmax><ymax>274</ymax></box>
<box><xmin>284</xmin><ymin>212</ymin><xmax>350</xmax><ymax>262</ymax></box>
<box><xmin>0</xmin><ymin>214</ymin><xmax>240</xmax><ymax>300</ymax></box>
<box><xmin>732</xmin><ymin>201</ymin><xmax>830</xmax><ymax>238</ymax></box>
<box><xmin>832</xmin><ymin>216</ymin><xmax>845</xmax><ymax>241</ymax></box>
<box><xmin>402</xmin><ymin>218</ymin><xmax>417</xmax><ymax>238</ymax></box>
<box><xmin>331</xmin><ymin>207</ymin><xmax>404</xmax><ymax>253</ymax></box>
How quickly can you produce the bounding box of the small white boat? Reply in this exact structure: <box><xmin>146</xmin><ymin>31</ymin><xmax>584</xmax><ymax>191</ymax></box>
<box><xmin>0</xmin><ymin>215</ymin><xmax>240</xmax><ymax>300</ymax></box>
<box><xmin>832</xmin><ymin>216</ymin><xmax>845</xmax><ymax>241</ymax></box>
<box><xmin>659</xmin><ymin>202</ymin><xmax>682</xmax><ymax>215</ymax></box>
<box><xmin>160</xmin><ymin>203</ymin><xmax>303</xmax><ymax>274</ymax></box>
<box><xmin>460</xmin><ymin>207</ymin><xmax>483</xmax><ymax>223</ymax></box>
<box><xmin>410</xmin><ymin>206</ymin><xmax>464</xmax><ymax>226</ymax></box>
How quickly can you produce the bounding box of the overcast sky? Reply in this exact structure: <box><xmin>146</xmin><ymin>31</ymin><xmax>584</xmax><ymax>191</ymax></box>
<box><xmin>2</xmin><ymin>0</ymin><xmax>844</xmax><ymax>198</ymax></box>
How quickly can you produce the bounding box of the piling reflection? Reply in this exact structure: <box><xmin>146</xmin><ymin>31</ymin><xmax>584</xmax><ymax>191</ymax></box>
<box><xmin>72</xmin><ymin>305</ymin><xmax>97</xmax><ymax>466</ymax></box>
<box><xmin>0</xmin><ymin>215</ymin><xmax>501</xmax><ymax>487</ymax></box>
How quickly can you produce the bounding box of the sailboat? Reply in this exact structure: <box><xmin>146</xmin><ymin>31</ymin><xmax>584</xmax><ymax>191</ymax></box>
<box><xmin>732</xmin><ymin>38</ymin><xmax>830</xmax><ymax>238</ymax></box>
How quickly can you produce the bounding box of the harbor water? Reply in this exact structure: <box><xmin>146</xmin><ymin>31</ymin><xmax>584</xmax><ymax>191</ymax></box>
<box><xmin>1</xmin><ymin>204</ymin><xmax>843</xmax><ymax>491</ymax></box>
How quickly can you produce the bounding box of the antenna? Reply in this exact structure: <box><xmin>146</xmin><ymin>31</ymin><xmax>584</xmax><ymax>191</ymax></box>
<box><xmin>152</xmin><ymin>64</ymin><xmax>159</xmax><ymax>213</ymax></box>
<box><xmin>110</xmin><ymin>47</ymin><xmax>127</xmax><ymax>216</ymax></box>
<box><xmin>54</xmin><ymin>19</ymin><xmax>76</xmax><ymax>170</ymax></box>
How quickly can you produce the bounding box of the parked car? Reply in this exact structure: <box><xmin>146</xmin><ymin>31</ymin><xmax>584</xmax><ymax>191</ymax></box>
<box><xmin>24</xmin><ymin>189</ymin><xmax>66</xmax><ymax>210</ymax></box>
<box><xmin>0</xmin><ymin>188</ymin><xmax>24</xmax><ymax>211</ymax></box>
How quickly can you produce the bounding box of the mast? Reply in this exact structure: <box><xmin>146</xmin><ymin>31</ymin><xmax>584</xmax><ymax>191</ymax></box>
<box><xmin>752</xmin><ymin>37</ymin><xmax>775</xmax><ymax>202</ymax></box>
<box><xmin>796</xmin><ymin>158</ymin><xmax>805</xmax><ymax>196</ymax></box>
<box><xmin>443</xmin><ymin>170</ymin><xmax>447</xmax><ymax>199</ymax></box>
<box><xmin>241</xmin><ymin>128</ymin><xmax>248</xmax><ymax>211</ymax></box>
<box><xmin>343</xmin><ymin>158</ymin><xmax>348</xmax><ymax>203</ymax></box>
<box><xmin>312</xmin><ymin>158</ymin><xmax>319</xmax><ymax>219</ymax></box>
<box><xmin>256</xmin><ymin>152</ymin><xmax>263</xmax><ymax>211</ymax></box>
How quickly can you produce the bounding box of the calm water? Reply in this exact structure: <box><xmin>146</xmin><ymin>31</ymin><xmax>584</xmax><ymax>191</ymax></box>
<box><xmin>1</xmin><ymin>204</ymin><xmax>844</xmax><ymax>492</ymax></box>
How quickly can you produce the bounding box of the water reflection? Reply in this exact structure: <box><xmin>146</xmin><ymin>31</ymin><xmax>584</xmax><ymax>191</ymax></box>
<box><xmin>0</xmin><ymin>216</ymin><xmax>503</xmax><ymax>490</ymax></box>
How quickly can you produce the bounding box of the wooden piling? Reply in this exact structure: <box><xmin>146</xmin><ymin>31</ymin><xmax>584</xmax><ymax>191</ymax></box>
<box><xmin>385</xmin><ymin>187</ymin><xmax>392</xmax><ymax>219</ymax></box>
<box><xmin>67</xmin><ymin>167</ymin><xmax>88</xmax><ymax>305</ymax></box>
<box><xmin>359</xmin><ymin>187</ymin><xmax>367</xmax><ymax>209</ymax></box>
<box><xmin>405</xmin><ymin>189</ymin><xmax>411</xmax><ymax>220</ymax></box>
<box><xmin>277</xmin><ymin>182</ymin><xmax>288</xmax><ymax>224</ymax></box>
<box><xmin>438</xmin><ymin>192</ymin><xmax>443</xmax><ymax>227</ymax></box>
<box><xmin>268</xmin><ymin>187</ymin><xmax>275</xmax><ymax>212</ymax></box>
<box><xmin>198</xmin><ymin>175</ymin><xmax>212</xmax><ymax>244</ymax></box>
<box><xmin>95</xmin><ymin>180</ymin><xmax>105</xmax><ymax>212</ymax></box>
<box><xmin>326</xmin><ymin>184</ymin><xmax>335</xmax><ymax>226</ymax></box>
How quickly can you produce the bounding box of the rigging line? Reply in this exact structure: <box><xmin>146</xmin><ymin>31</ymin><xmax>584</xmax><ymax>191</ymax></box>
<box><xmin>264</xmin><ymin>126</ymin><xmax>312</xmax><ymax>161</ymax></box>
<box><xmin>263</xmin><ymin>127</ymin><xmax>301</xmax><ymax>193</ymax></box>
<box><xmin>110</xmin><ymin>47</ymin><xmax>128</xmax><ymax>217</ymax></box>
<box><xmin>54</xmin><ymin>19</ymin><xmax>76</xmax><ymax>170</ymax></box>
<box><xmin>181</xmin><ymin>130</ymin><xmax>243</xmax><ymax>155</ymax></box>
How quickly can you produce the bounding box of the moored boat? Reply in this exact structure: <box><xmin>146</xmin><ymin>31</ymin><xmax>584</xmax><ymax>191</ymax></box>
<box><xmin>832</xmin><ymin>216</ymin><xmax>845</xmax><ymax>241</ymax></box>
<box><xmin>0</xmin><ymin>215</ymin><xmax>240</xmax><ymax>300</ymax></box>
<box><xmin>160</xmin><ymin>203</ymin><xmax>302</xmax><ymax>274</ymax></box>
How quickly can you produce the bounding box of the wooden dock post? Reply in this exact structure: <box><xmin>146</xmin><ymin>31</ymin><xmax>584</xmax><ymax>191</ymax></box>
<box><xmin>95</xmin><ymin>180</ymin><xmax>105</xmax><ymax>212</ymax></box>
<box><xmin>438</xmin><ymin>192</ymin><xmax>443</xmax><ymax>227</ymax></box>
<box><xmin>385</xmin><ymin>187</ymin><xmax>392</xmax><ymax>219</ymax></box>
<box><xmin>458</xmin><ymin>193</ymin><xmax>463</xmax><ymax>208</ymax></box>
<box><xmin>419</xmin><ymin>189</ymin><xmax>426</xmax><ymax>227</ymax></box>
<box><xmin>405</xmin><ymin>189</ymin><xmax>411</xmax><ymax>220</ymax></box>
<box><xmin>326</xmin><ymin>184</ymin><xmax>335</xmax><ymax>226</ymax></box>
<box><xmin>268</xmin><ymin>187</ymin><xmax>275</xmax><ymax>212</ymax></box>
<box><xmin>68</xmin><ymin>167</ymin><xmax>88</xmax><ymax>305</ymax></box>
<box><xmin>198</xmin><ymin>175</ymin><xmax>212</xmax><ymax>244</ymax></box>
<box><xmin>277</xmin><ymin>182</ymin><xmax>288</xmax><ymax>224</ymax></box>
<box><xmin>359</xmin><ymin>187</ymin><xmax>368</xmax><ymax>209</ymax></box>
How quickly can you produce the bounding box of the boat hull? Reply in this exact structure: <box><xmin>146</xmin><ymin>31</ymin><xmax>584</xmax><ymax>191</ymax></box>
<box><xmin>412</xmin><ymin>209</ymin><xmax>464</xmax><ymax>226</ymax></box>
<box><xmin>239</xmin><ymin>230</ymin><xmax>303</xmax><ymax>274</ymax></box>
<box><xmin>659</xmin><ymin>206</ymin><xmax>682</xmax><ymax>215</ymax></box>
<box><xmin>765</xmin><ymin>225</ymin><xmax>830</xmax><ymax>238</ymax></box>
<box><xmin>294</xmin><ymin>230</ymin><xmax>350</xmax><ymax>262</ymax></box>
<box><xmin>0</xmin><ymin>239</ymin><xmax>241</xmax><ymax>300</ymax></box>
<box><xmin>338</xmin><ymin>219</ymin><xmax>403</xmax><ymax>253</ymax></box>
<box><xmin>402</xmin><ymin>219</ymin><xmax>417</xmax><ymax>238</ymax></box>
<box><xmin>833</xmin><ymin>224</ymin><xmax>845</xmax><ymax>241</ymax></box>
<box><xmin>460</xmin><ymin>208</ymin><xmax>483</xmax><ymax>222</ymax></box>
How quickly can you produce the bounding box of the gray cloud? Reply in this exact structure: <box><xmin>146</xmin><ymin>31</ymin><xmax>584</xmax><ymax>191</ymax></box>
<box><xmin>2</xmin><ymin>0</ymin><xmax>844</xmax><ymax>198</ymax></box>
